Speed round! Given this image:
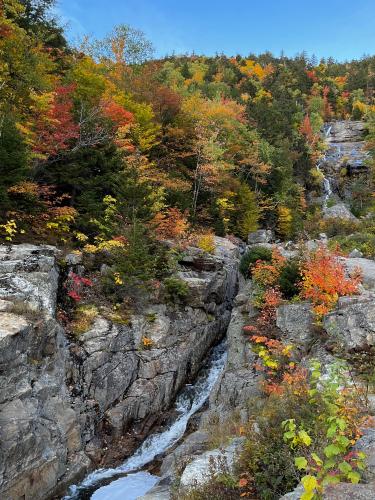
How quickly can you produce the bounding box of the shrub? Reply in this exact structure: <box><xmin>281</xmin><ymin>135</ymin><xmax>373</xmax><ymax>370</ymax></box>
<box><xmin>237</xmin><ymin>356</ymin><xmax>367</xmax><ymax>499</ymax></box>
<box><xmin>278</xmin><ymin>259</ymin><xmax>302</xmax><ymax>299</ymax></box>
<box><xmin>329</xmin><ymin>232</ymin><xmax>375</xmax><ymax>258</ymax></box>
<box><xmin>239</xmin><ymin>246</ymin><xmax>272</xmax><ymax>278</ymax></box>
<box><xmin>198</xmin><ymin>233</ymin><xmax>216</xmax><ymax>253</ymax></box>
<box><xmin>163</xmin><ymin>276</ymin><xmax>189</xmax><ymax>302</ymax></box>
<box><xmin>70</xmin><ymin>304</ymin><xmax>98</xmax><ymax>335</ymax></box>
<box><xmin>300</xmin><ymin>246</ymin><xmax>361</xmax><ymax>320</ymax></box>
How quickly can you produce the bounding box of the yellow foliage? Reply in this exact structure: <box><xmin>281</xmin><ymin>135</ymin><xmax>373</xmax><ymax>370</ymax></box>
<box><xmin>277</xmin><ymin>205</ymin><xmax>293</xmax><ymax>239</ymax></box>
<box><xmin>239</xmin><ymin>59</ymin><xmax>274</xmax><ymax>81</ymax></box>
<box><xmin>198</xmin><ymin>233</ymin><xmax>216</xmax><ymax>253</ymax></box>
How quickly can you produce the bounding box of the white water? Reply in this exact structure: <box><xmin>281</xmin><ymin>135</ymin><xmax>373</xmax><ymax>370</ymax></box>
<box><xmin>64</xmin><ymin>341</ymin><xmax>227</xmax><ymax>499</ymax></box>
<box><xmin>318</xmin><ymin>124</ymin><xmax>334</xmax><ymax>206</ymax></box>
<box><xmin>91</xmin><ymin>472</ymin><xmax>158</xmax><ymax>500</ymax></box>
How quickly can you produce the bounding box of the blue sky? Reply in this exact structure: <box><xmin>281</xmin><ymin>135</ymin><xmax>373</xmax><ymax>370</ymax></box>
<box><xmin>57</xmin><ymin>0</ymin><xmax>375</xmax><ymax>61</ymax></box>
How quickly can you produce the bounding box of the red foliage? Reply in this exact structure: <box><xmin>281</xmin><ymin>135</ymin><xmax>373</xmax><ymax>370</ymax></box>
<box><xmin>305</xmin><ymin>69</ymin><xmax>318</xmax><ymax>82</ymax></box>
<box><xmin>151</xmin><ymin>207</ymin><xmax>189</xmax><ymax>240</ymax></box>
<box><xmin>33</xmin><ymin>85</ymin><xmax>80</xmax><ymax>157</ymax></box>
<box><xmin>65</xmin><ymin>271</ymin><xmax>93</xmax><ymax>303</ymax></box>
<box><xmin>300</xmin><ymin>114</ymin><xmax>316</xmax><ymax>145</ymax></box>
<box><xmin>101</xmin><ymin>99</ymin><xmax>134</xmax><ymax>128</ymax></box>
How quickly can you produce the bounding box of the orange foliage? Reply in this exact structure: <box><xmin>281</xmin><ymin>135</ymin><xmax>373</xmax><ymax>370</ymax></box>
<box><xmin>151</xmin><ymin>207</ymin><xmax>189</xmax><ymax>240</ymax></box>
<box><xmin>300</xmin><ymin>246</ymin><xmax>361</xmax><ymax>319</ymax></box>
<box><xmin>252</xmin><ymin>249</ymin><xmax>286</xmax><ymax>288</ymax></box>
<box><xmin>300</xmin><ymin>114</ymin><xmax>317</xmax><ymax>146</ymax></box>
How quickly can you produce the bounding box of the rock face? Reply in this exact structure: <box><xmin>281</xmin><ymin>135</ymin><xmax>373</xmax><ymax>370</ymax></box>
<box><xmin>0</xmin><ymin>242</ymin><xmax>239</xmax><ymax>500</ymax></box>
<box><xmin>328</xmin><ymin>120</ymin><xmax>366</xmax><ymax>143</ymax></box>
<box><xmin>141</xmin><ymin>278</ymin><xmax>260</xmax><ymax>499</ymax></box>
<box><xmin>0</xmin><ymin>245</ymin><xmax>89</xmax><ymax>500</ymax></box>
<box><xmin>248</xmin><ymin>229</ymin><xmax>274</xmax><ymax>245</ymax></box>
<box><xmin>276</xmin><ymin>302</ymin><xmax>315</xmax><ymax>349</ymax></box>
<box><xmin>324</xmin><ymin>121</ymin><xmax>368</xmax><ymax>174</ymax></box>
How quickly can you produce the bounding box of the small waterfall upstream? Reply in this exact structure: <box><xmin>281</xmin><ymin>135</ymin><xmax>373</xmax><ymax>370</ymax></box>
<box><xmin>64</xmin><ymin>341</ymin><xmax>227</xmax><ymax>500</ymax></box>
<box><xmin>317</xmin><ymin>124</ymin><xmax>334</xmax><ymax>206</ymax></box>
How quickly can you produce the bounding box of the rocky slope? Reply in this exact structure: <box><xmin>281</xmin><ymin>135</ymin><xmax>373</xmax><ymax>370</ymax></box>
<box><xmin>141</xmin><ymin>228</ymin><xmax>375</xmax><ymax>500</ymax></box>
<box><xmin>0</xmin><ymin>239</ymin><xmax>239</xmax><ymax>500</ymax></box>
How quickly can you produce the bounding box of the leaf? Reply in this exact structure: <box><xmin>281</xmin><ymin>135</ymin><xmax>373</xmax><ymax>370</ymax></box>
<box><xmin>298</xmin><ymin>430</ymin><xmax>312</xmax><ymax>446</ymax></box>
<box><xmin>301</xmin><ymin>475</ymin><xmax>318</xmax><ymax>493</ymax></box>
<box><xmin>326</xmin><ymin>425</ymin><xmax>337</xmax><ymax>438</ymax></box>
<box><xmin>324</xmin><ymin>444</ymin><xmax>341</xmax><ymax>458</ymax></box>
<box><xmin>284</xmin><ymin>431</ymin><xmax>295</xmax><ymax>440</ymax></box>
<box><xmin>301</xmin><ymin>493</ymin><xmax>314</xmax><ymax>500</ymax></box>
<box><xmin>338</xmin><ymin>461</ymin><xmax>352</xmax><ymax>474</ymax></box>
<box><xmin>311</xmin><ymin>453</ymin><xmax>323</xmax><ymax>466</ymax></box>
<box><xmin>295</xmin><ymin>456</ymin><xmax>308</xmax><ymax>470</ymax></box>
<box><xmin>347</xmin><ymin>471</ymin><xmax>361</xmax><ymax>484</ymax></box>
<box><xmin>322</xmin><ymin>474</ymin><xmax>340</xmax><ymax>486</ymax></box>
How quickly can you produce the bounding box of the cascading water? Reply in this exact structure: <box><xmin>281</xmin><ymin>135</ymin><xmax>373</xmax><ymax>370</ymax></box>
<box><xmin>317</xmin><ymin>124</ymin><xmax>334</xmax><ymax>206</ymax></box>
<box><xmin>64</xmin><ymin>341</ymin><xmax>227</xmax><ymax>500</ymax></box>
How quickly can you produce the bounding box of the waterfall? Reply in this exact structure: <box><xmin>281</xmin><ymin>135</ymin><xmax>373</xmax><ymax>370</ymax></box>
<box><xmin>318</xmin><ymin>124</ymin><xmax>333</xmax><ymax>206</ymax></box>
<box><xmin>64</xmin><ymin>341</ymin><xmax>227</xmax><ymax>500</ymax></box>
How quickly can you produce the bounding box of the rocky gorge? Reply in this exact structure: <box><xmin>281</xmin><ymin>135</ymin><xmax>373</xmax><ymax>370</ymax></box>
<box><xmin>2</xmin><ymin>121</ymin><xmax>375</xmax><ymax>500</ymax></box>
<box><xmin>0</xmin><ymin>239</ymin><xmax>239</xmax><ymax>499</ymax></box>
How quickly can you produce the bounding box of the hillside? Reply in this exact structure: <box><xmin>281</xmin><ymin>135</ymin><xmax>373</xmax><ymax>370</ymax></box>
<box><xmin>2</xmin><ymin>1</ymin><xmax>375</xmax><ymax>500</ymax></box>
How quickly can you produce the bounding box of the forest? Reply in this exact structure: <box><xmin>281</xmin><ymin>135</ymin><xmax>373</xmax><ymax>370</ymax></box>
<box><xmin>2</xmin><ymin>0</ymin><xmax>375</xmax><ymax>274</ymax></box>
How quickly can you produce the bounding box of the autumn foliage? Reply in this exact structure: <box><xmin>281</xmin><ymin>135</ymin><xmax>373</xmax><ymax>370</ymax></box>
<box><xmin>300</xmin><ymin>246</ymin><xmax>361</xmax><ymax>319</ymax></box>
<box><xmin>32</xmin><ymin>85</ymin><xmax>80</xmax><ymax>158</ymax></box>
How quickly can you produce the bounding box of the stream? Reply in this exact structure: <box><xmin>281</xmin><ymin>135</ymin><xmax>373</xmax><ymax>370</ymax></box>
<box><xmin>63</xmin><ymin>340</ymin><xmax>227</xmax><ymax>500</ymax></box>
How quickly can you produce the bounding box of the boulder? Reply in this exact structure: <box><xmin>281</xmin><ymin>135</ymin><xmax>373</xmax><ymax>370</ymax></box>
<box><xmin>342</xmin><ymin>257</ymin><xmax>375</xmax><ymax>289</ymax></box>
<box><xmin>179</xmin><ymin>438</ymin><xmax>244</xmax><ymax>489</ymax></box>
<box><xmin>276</xmin><ymin>302</ymin><xmax>315</xmax><ymax>348</ymax></box>
<box><xmin>323</xmin><ymin>482</ymin><xmax>375</xmax><ymax>499</ymax></box>
<box><xmin>0</xmin><ymin>244</ymin><xmax>60</xmax><ymax>317</ymax></box>
<box><xmin>324</xmin><ymin>294</ymin><xmax>375</xmax><ymax>350</ymax></box>
<box><xmin>323</xmin><ymin>203</ymin><xmax>357</xmax><ymax>221</ymax></box>
<box><xmin>354</xmin><ymin>428</ymin><xmax>375</xmax><ymax>481</ymax></box>
<box><xmin>349</xmin><ymin>249</ymin><xmax>364</xmax><ymax>258</ymax></box>
<box><xmin>248</xmin><ymin>229</ymin><xmax>274</xmax><ymax>245</ymax></box>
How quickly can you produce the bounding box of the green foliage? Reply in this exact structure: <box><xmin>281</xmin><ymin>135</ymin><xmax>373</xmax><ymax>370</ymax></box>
<box><xmin>239</xmin><ymin>246</ymin><xmax>273</xmax><ymax>278</ymax></box>
<box><xmin>234</xmin><ymin>184</ymin><xmax>259</xmax><ymax>239</ymax></box>
<box><xmin>0</xmin><ymin>116</ymin><xmax>28</xmax><ymax>211</ymax></box>
<box><xmin>163</xmin><ymin>276</ymin><xmax>189</xmax><ymax>302</ymax></box>
<box><xmin>278</xmin><ymin>259</ymin><xmax>302</xmax><ymax>299</ymax></box>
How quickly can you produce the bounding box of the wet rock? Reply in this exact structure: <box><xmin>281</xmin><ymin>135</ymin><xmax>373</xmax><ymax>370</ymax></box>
<box><xmin>179</xmin><ymin>438</ymin><xmax>244</xmax><ymax>489</ymax></box>
<box><xmin>248</xmin><ymin>229</ymin><xmax>274</xmax><ymax>245</ymax></box>
<box><xmin>327</xmin><ymin>120</ymin><xmax>366</xmax><ymax>142</ymax></box>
